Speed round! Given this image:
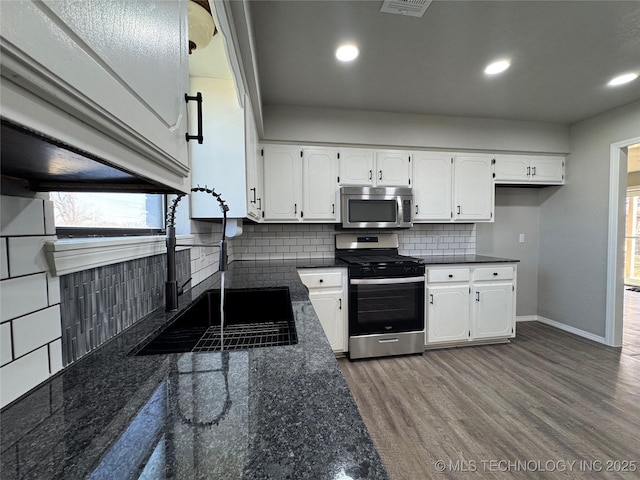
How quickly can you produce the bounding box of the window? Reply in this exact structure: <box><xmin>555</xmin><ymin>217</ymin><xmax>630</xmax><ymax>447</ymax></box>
<box><xmin>625</xmin><ymin>192</ymin><xmax>640</xmax><ymax>285</ymax></box>
<box><xmin>51</xmin><ymin>192</ymin><xmax>165</xmax><ymax>237</ymax></box>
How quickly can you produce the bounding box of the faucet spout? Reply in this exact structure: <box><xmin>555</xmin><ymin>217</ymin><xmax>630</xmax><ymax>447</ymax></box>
<box><xmin>165</xmin><ymin>187</ymin><xmax>229</xmax><ymax>312</ymax></box>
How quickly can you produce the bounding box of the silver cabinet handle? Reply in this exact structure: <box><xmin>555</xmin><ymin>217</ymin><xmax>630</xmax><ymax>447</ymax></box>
<box><xmin>250</xmin><ymin>187</ymin><xmax>256</xmax><ymax>203</ymax></box>
<box><xmin>332</xmin><ymin>203</ymin><xmax>335</xmax><ymax>214</ymax></box>
<box><xmin>532</xmin><ymin>166</ymin><xmax>537</xmax><ymax>176</ymax></box>
<box><xmin>369</xmin><ymin>170</ymin><xmax>373</xmax><ymax>180</ymax></box>
<box><xmin>257</xmin><ymin>198</ymin><xmax>262</xmax><ymax>210</ymax></box>
<box><xmin>378</xmin><ymin>338</ymin><xmax>399</xmax><ymax>344</ymax></box>
<box><xmin>415</xmin><ymin>205</ymin><xmax>419</xmax><ymax>214</ymax></box>
<box><xmin>457</xmin><ymin>205</ymin><xmax>461</xmax><ymax>214</ymax></box>
<box><xmin>339</xmin><ymin>298</ymin><xmax>342</xmax><ymax>310</ymax></box>
<box><xmin>294</xmin><ymin>203</ymin><xmax>297</xmax><ymax>214</ymax></box>
<box><xmin>429</xmin><ymin>294</ymin><xmax>434</xmax><ymax>304</ymax></box>
<box><xmin>379</xmin><ymin>170</ymin><xmax>383</xmax><ymax>180</ymax></box>
<box><xmin>476</xmin><ymin>292</ymin><xmax>480</xmax><ymax>302</ymax></box>
<box><xmin>527</xmin><ymin>166</ymin><xmax>531</xmax><ymax>176</ymax></box>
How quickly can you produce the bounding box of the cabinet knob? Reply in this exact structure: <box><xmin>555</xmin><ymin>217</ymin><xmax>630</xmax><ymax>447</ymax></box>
<box><xmin>448</xmin><ymin>274</ymin><xmax>453</xmax><ymax>278</ymax></box>
<box><xmin>493</xmin><ymin>272</ymin><xmax>498</xmax><ymax>276</ymax></box>
<box><xmin>319</xmin><ymin>279</ymin><xmax>323</xmax><ymax>283</ymax></box>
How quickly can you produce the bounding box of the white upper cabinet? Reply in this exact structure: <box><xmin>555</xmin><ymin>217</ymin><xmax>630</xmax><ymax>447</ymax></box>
<box><xmin>0</xmin><ymin>0</ymin><xmax>191</xmax><ymax>191</ymax></box>
<box><xmin>493</xmin><ymin>155</ymin><xmax>565</xmax><ymax>184</ymax></box>
<box><xmin>262</xmin><ymin>145</ymin><xmax>338</xmax><ymax>222</ymax></box>
<box><xmin>190</xmin><ymin>78</ymin><xmax>246</xmax><ymax>219</ymax></box>
<box><xmin>412</xmin><ymin>153</ymin><xmax>493</xmax><ymax>222</ymax></box>
<box><xmin>412</xmin><ymin>152</ymin><xmax>453</xmax><ymax>221</ymax></box>
<box><xmin>375</xmin><ymin>151</ymin><xmax>411</xmax><ymax>187</ymax></box>
<box><xmin>453</xmin><ymin>155</ymin><xmax>494</xmax><ymax>221</ymax></box>
<box><xmin>245</xmin><ymin>104</ymin><xmax>263</xmax><ymax>221</ymax></box>
<box><xmin>339</xmin><ymin>148</ymin><xmax>375</xmax><ymax>185</ymax></box>
<box><xmin>262</xmin><ymin>145</ymin><xmax>302</xmax><ymax>221</ymax></box>
<box><xmin>302</xmin><ymin>148</ymin><xmax>339</xmax><ymax>221</ymax></box>
<box><xmin>338</xmin><ymin>148</ymin><xmax>410</xmax><ymax>187</ymax></box>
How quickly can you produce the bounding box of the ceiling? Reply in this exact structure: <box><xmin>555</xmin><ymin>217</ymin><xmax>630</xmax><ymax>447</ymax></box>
<box><xmin>244</xmin><ymin>0</ymin><xmax>640</xmax><ymax>125</ymax></box>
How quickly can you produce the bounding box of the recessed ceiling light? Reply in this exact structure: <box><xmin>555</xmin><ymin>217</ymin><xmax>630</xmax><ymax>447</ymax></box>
<box><xmin>607</xmin><ymin>73</ymin><xmax>638</xmax><ymax>86</ymax></box>
<box><xmin>484</xmin><ymin>60</ymin><xmax>511</xmax><ymax>75</ymax></box>
<box><xmin>336</xmin><ymin>44</ymin><xmax>359</xmax><ymax>62</ymax></box>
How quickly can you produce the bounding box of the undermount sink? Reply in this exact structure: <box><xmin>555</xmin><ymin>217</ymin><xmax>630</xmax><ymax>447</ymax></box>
<box><xmin>134</xmin><ymin>287</ymin><xmax>297</xmax><ymax>355</ymax></box>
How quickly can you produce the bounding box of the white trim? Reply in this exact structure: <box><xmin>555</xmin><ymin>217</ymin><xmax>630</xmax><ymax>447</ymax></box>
<box><xmin>532</xmin><ymin>315</ymin><xmax>608</xmax><ymax>344</ymax></box>
<box><xmin>45</xmin><ymin>235</ymin><xmax>194</xmax><ymax>277</ymax></box>
<box><xmin>516</xmin><ymin>315</ymin><xmax>538</xmax><ymax>322</ymax></box>
<box><xmin>606</xmin><ymin>135</ymin><xmax>640</xmax><ymax>347</ymax></box>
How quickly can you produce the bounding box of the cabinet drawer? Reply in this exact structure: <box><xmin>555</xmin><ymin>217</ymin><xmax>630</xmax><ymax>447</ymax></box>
<box><xmin>473</xmin><ymin>266</ymin><xmax>514</xmax><ymax>281</ymax></box>
<box><xmin>299</xmin><ymin>271</ymin><xmax>343</xmax><ymax>289</ymax></box>
<box><xmin>427</xmin><ymin>268</ymin><xmax>470</xmax><ymax>283</ymax></box>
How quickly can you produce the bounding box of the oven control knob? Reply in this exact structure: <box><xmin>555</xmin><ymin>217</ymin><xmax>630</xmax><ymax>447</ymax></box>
<box><xmin>361</xmin><ymin>267</ymin><xmax>374</xmax><ymax>276</ymax></box>
<box><xmin>402</xmin><ymin>266</ymin><xmax>417</xmax><ymax>274</ymax></box>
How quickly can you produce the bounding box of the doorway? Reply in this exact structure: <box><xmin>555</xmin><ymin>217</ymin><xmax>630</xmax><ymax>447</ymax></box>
<box><xmin>607</xmin><ymin>139</ymin><xmax>640</xmax><ymax>347</ymax></box>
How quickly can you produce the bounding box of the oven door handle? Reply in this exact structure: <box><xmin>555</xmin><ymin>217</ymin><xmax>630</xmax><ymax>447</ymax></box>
<box><xmin>350</xmin><ymin>277</ymin><xmax>425</xmax><ymax>285</ymax></box>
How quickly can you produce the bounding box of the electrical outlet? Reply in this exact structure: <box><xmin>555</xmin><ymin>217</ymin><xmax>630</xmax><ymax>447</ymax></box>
<box><xmin>519</xmin><ymin>233</ymin><xmax>525</xmax><ymax>243</ymax></box>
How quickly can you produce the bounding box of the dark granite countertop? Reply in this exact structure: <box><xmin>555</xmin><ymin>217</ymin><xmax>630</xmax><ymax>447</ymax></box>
<box><xmin>0</xmin><ymin>260</ymin><xmax>387</xmax><ymax>480</ymax></box>
<box><xmin>415</xmin><ymin>254</ymin><xmax>519</xmax><ymax>265</ymax></box>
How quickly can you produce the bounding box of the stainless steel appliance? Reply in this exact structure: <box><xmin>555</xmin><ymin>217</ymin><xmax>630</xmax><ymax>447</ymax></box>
<box><xmin>340</xmin><ymin>186</ymin><xmax>414</xmax><ymax>229</ymax></box>
<box><xmin>335</xmin><ymin>233</ymin><xmax>425</xmax><ymax>360</ymax></box>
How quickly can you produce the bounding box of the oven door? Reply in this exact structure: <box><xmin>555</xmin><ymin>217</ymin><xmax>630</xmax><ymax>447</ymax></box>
<box><xmin>349</xmin><ymin>276</ymin><xmax>425</xmax><ymax>336</ymax></box>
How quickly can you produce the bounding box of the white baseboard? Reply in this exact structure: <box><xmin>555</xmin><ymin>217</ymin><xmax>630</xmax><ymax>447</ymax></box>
<box><xmin>517</xmin><ymin>315</ymin><xmax>607</xmax><ymax>345</ymax></box>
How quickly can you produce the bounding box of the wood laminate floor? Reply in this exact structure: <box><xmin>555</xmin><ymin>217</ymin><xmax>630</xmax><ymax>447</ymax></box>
<box><xmin>339</xmin><ymin>292</ymin><xmax>640</xmax><ymax>479</ymax></box>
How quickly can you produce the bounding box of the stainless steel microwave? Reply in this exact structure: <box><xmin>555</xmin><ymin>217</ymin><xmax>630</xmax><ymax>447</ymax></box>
<box><xmin>341</xmin><ymin>186</ymin><xmax>414</xmax><ymax>228</ymax></box>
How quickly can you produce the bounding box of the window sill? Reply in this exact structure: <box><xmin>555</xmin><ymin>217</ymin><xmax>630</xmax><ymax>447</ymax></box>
<box><xmin>45</xmin><ymin>235</ymin><xmax>195</xmax><ymax>277</ymax></box>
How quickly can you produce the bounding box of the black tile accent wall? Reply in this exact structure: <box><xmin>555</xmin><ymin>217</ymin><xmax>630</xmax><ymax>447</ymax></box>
<box><xmin>59</xmin><ymin>251</ymin><xmax>190</xmax><ymax>366</ymax></box>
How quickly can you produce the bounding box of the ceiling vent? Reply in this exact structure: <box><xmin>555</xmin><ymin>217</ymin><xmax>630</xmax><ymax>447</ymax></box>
<box><xmin>380</xmin><ymin>0</ymin><xmax>433</xmax><ymax>18</ymax></box>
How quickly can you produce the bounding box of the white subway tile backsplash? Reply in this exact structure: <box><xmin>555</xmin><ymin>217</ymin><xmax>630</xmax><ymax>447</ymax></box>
<box><xmin>1</xmin><ymin>322</ymin><xmax>12</xmax><ymax>366</ymax></box>
<box><xmin>0</xmin><ymin>273</ymin><xmax>48</xmax><ymax>322</ymax></box>
<box><xmin>0</xmin><ymin>196</ymin><xmax>45</xmax><ymax>237</ymax></box>
<box><xmin>1</xmin><ymin>238</ymin><xmax>8</xmax><ymax>279</ymax></box>
<box><xmin>0</xmin><ymin>346</ymin><xmax>50</xmax><ymax>408</ymax></box>
<box><xmin>12</xmin><ymin>306</ymin><xmax>62</xmax><ymax>358</ymax></box>
<box><xmin>8</xmin><ymin>236</ymin><xmax>51</xmax><ymax>277</ymax></box>
<box><xmin>231</xmin><ymin>223</ymin><xmax>476</xmax><ymax>260</ymax></box>
<box><xmin>47</xmin><ymin>274</ymin><xmax>61</xmax><ymax>305</ymax></box>
<box><xmin>48</xmin><ymin>339</ymin><xmax>63</xmax><ymax>374</ymax></box>
<box><xmin>43</xmin><ymin>200</ymin><xmax>56</xmax><ymax>235</ymax></box>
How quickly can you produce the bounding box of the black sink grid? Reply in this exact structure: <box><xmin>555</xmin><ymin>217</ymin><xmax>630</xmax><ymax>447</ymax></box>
<box><xmin>134</xmin><ymin>287</ymin><xmax>297</xmax><ymax>355</ymax></box>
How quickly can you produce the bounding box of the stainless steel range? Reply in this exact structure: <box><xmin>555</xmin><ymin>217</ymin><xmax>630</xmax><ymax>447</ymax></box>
<box><xmin>335</xmin><ymin>233</ymin><xmax>425</xmax><ymax>360</ymax></box>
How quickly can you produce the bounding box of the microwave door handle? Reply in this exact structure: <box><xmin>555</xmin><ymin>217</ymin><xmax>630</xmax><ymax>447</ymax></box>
<box><xmin>351</xmin><ymin>277</ymin><xmax>425</xmax><ymax>285</ymax></box>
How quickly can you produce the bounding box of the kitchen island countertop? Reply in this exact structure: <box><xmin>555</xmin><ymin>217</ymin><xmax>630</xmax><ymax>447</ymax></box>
<box><xmin>0</xmin><ymin>259</ymin><xmax>387</xmax><ymax>480</ymax></box>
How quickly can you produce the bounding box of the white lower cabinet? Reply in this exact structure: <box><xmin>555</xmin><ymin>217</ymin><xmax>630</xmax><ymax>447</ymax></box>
<box><xmin>298</xmin><ymin>268</ymin><xmax>348</xmax><ymax>353</ymax></box>
<box><xmin>427</xmin><ymin>284</ymin><xmax>470</xmax><ymax>343</ymax></box>
<box><xmin>472</xmin><ymin>283</ymin><xmax>514</xmax><ymax>339</ymax></box>
<box><xmin>426</xmin><ymin>264</ymin><xmax>516</xmax><ymax>347</ymax></box>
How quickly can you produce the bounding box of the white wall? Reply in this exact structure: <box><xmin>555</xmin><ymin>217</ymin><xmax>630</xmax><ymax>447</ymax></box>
<box><xmin>0</xmin><ymin>193</ymin><xmax>63</xmax><ymax>408</ymax></box>
<box><xmin>476</xmin><ymin>188</ymin><xmax>541</xmax><ymax>316</ymax></box>
<box><xmin>537</xmin><ymin>100</ymin><xmax>640</xmax><ymax>337</ymax></box>
<box><xmin>262</xmin><ymin>105</ymin><xmax>570</xmax><ymax>154</ymax></box>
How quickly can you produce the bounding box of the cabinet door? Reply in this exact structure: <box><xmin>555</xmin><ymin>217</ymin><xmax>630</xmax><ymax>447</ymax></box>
<box><xmin>245</xmin><ymin>103</ymin><xmax>261</xmax><ymax>221</ymax></box>
<box><xmin>339</xmin><ymin>148</ymin><xmax>374</xmax><ymax>185</ymax></box>
<box><xmin>493</xmin><ymin>156</ymin><xmax>531</xmax><ymax>183</ymax></box>
<box><xmin>263</xmin><ymin>145</ymin><xmax>302</xmax><ymax>221</ymax></box>
<box><xmin>1</xmin><ymin>0</ymin><xmax>190</xmax><ymax>188</ymax></box>
<box><xmin>375</xmin><ymin>151</ymin><xmax>411</xmax><ymax>187</ymax></box>
<box><xmin>530</xmin><ymin>156</ymin><xmax>565</xmax><ymax>184</ymax></box>
<box><xmin>412</xmin><ymin>153</ymin><xmax>453</xmax><ymax>221</ymax></box>
<box><xmin>453</xmin><ymin>156</ymin><xmax>494</xmax><ymax>221</ymax></box>
<box><xmin>303</xmin><ymin>148</ymin><xmax>339</xmax><ymax>221</ymax></box>
<box><xmin>471</xmin><ymin>283</ymin><xmax>514</xmax><ymax>339</ymax></box>
<box><xmin>190</xmin><ymin>78</ymin><xmax>245</xmax><ymax>219</ymax></box>
<box><xmin>426</xmin><ymin>285</ymin><xmax>470</xmax><ymax>344</ymax></box>
<box><xmin>309</xmin><ymin>292</ymin><xmax>346</xmax><ymax>352</ymax></box>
